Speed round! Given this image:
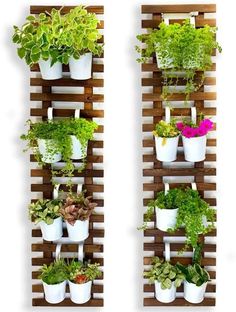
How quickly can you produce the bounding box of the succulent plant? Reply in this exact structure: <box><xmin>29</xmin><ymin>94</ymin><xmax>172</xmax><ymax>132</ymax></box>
<box><xmin>29</xmin><ymin>199</ymin><xmax>63</xmax><ymax>225</ymax></box>
<box><xmin>39</xmin><ymin>259</ymin><xmax>68</xmax><ymax>285</ymax></box>
<box><xmin>59</xmin><ymin>192</ymin><xmax>97</xmax><ymax>225</ymax></box>
<box><xmin>176</xmin><ymin>263</ymin><xmax>210</xmax><ymax>286</ymax></box>
<box><xmin>67</xmin><ymin>260</ymin><xmax>101</xmax><ymax>284</ymax></box>
<box><xmin>144</xmin><ymin>257</ymin><xmax>185</xmax><ymax>290</ymax></box>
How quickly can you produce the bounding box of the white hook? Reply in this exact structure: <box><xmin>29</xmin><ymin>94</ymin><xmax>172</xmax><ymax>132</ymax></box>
<box><xmin>53</xmin><ymin>184</ymin><xmax>60</xmax><ymax>200</ymax></box>
<box><xmin>47</xmin><ymin>107</ymin><xmax>53</xmax><ymax>120</ymax></box>
<box><xmin>78</xmin><ymin>242</ymin><xmax>84</xmax><ymax>262</ymax></box>
<box><xmin>191</xmin><ymin>107</ymin><xmax>197</xmax><ymax>124</ymax></box>
<box><xmin>165</xmin><ymin>107</ymin><xmax>171</xmax><ymax>123</ymax></box>
<box><xmin>77</xmin><ymin>184</ymin><xmax>83</xmax><ymax>193</ymax></box>
<box><xmin>164</xmin><ymin>183</ymin><xmax>169</xmax><ymax>196</ymax></box>
<box><xmin>191</xmin><ymin>182</ymin><xmax>197</xmax><ymax>191</ymax></box>
<box><xmin>74</xmin><ymin>109</ymin><xmax>80</xmax><ymax>118</ymax></box>
<box><xmin>165</xmin><ymin>242</ymin><xmax>170</xmax><ymax>262</ymax></box>
<box><xmin>55</xmin><ymin>243</ymin><xmax>62</xmax><ymax>260</ymax></box>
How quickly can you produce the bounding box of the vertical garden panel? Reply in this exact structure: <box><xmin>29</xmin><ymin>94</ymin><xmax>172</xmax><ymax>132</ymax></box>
<box><xmin>28</xmin><ymin>5</ymin><xmax>104</xmax><ymax>307</ymax></box>
<box><xmin>140</xmin><ymin>4</ymin><xmax>217</xmax><ymax>307</ymax></box>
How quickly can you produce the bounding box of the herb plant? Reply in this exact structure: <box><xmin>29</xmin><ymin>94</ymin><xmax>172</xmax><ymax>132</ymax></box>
<box><xmin>67</xmin><ymin>260</ymin><xmax>101</xmax><ymax>284</ymax></box>
<box><xmin>153</xmin><ymin>120</ymin><xmax>180</xmax><ymax>138</ymax></box>
<box><xmin>139</xmin><ymin>188</ymin><xmax>184</xmax><ymax>230</ymax></box>
<box><xmin>136</xmin><ymin>19</ymin><xmax>221</xmax><ymax>102</ymax></box>
<box><xmin>29</xmin><ymin>199</ymin><xmax>63</xmax><ymax>225</ymax></box>
<box><xmin>144</xmin><ymin>257</ymin><xmax>185</xmax><ymax>289</ymax></box>
<box><xmin>176</xmin><ymin>263</ymin><xmax>210</xmax><ymax>286</ymax></box>
<box><xmin>59</xmin><ymin>191</ymin><xmax>97</xmax><ymax>225</ymax></box>
<box><xmin>21</xmin><ymin>118</ymin><xmax>98</xmax><ymax>176</ymax></box>
<box><xmin>39</xmin><ymin>259</ymin><xmax>68</xmax><ymax>285</ymax></box>
<box><xmin>171</xmin><ymin>188</ymin><xmax>215</xmax><ymax>250</ymax></box>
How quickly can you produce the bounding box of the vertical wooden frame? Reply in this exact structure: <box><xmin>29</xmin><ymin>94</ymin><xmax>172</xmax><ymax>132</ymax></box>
<box><xmin>141</xmin><ymin>4</ymin><xmax>217</xmax><ymax>307</ymax></box>
<box><xmin>29</xmin><ymin>5</ymin><xmax>104</xmax><ymax>307</ymax></box>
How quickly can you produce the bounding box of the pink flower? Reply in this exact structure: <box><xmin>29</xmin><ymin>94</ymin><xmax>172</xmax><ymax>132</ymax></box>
<box><xmin>196</xmin><ymin>126</ymin><xmax>207</xmax><ymax>137</ymax></box>
<box><xmin>200</xmin><ymin>119</ymin><xmax>213</xmax><ymax>131</ymax></box>
<box><xmin>182</xmin><ymin>126</ymin><xmax>195</xmax><ymax>138</ymax></box>
<box><xmin>176</xmin><ymin>122</ymin><xmax>185</xmax><ymax>131</ymax></box>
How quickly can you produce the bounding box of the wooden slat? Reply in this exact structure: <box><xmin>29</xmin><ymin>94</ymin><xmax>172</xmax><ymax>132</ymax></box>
<box><xmin>32</xmin><ymin>298</ymin><xmax>104</xmax><ymax>307</ymax></box>
<box><xmin>142</xmin><ymin>92</ymin><xmax>216</xmax><ymax>102</ymax></box>
<box><xmin>32</xmin><ymin>257</ymin><xmax>104</xmax><ymax>266</ymax></box>
<box><xmin>31</xmin><ymin>168</ymin><xmax>104</xmax><ymax>178</ymax></box>
<box><xmin>144</xmin><ymin>242</ymin><xmax>216</xmax><ymax>252</ymax></box>
<box><xmin>142</xmin><ymin>77</ymin><xmax>216</xmax><ymax>86</ymax></box>
<box><xmin>30</xmin><ymin>108</ymin><xmax>104</xmax><ymax>118</ymax></box>
<box><xmin>30</xmin><ymin>154</ymin><xmax>103</xmax><ymax>163</ymax></box>
<box><xmin>142</xmin><ymin>18</ymin><xmax>216</xmax><ymax>28</ymax></box>
<box><xmin>142</xmin><ymin>182</ymin><xmax>216</xmax><ymax>192</ymax></box>
<box><xmin>143</xmin><ymin>153</ymin><xmax>216</xmax><ymax>162</ymax></box>
<box><xmin>32</xmin><ymin>243</ymin><xmax>103</xmax><ymax>253</ymax></box>
<box><xmin>142</xmin><ymin>108</ymin><xmax>216</xmax><ymax>117</ymax></box>
<box><xmin>143</xmin><ymin>297</ymin><xmax>215</xmax><ymax>306</ymax></box>
<box><xmin>144</xmin><ymin>228</ymin><xmax>217</xmax><ymax>237</ymax></box>
<box><xmin>30</xmin><ymin>78</ymin><xmax>104</xmax><ymax>87</ymax></box>
<box><xmin>142</xmin><ymin>4</ymin><xmax>216</xmax><ymax>14</ymax></box>
<box><xmin>31</xmin><ymin>184</ymin><xmax>104</xmax><ymax>193</ymax></box>
<box><xmin>143</xmin><ymin>168</ymin><xmax>216</xmax><ymax>177</ymax></box>
<box><xmin>142</xmin><ymin>63</ymin><xmax>216</xmax><ymax>72</ymax></box>
<box><xmin>31</xmin><ymin>64</ymin><xmax>104</xmax><ymax>73</ymax></box>
<box><xmin>144</xmin><ymin>257</ymin><xmax>216</xmax><ymax>266</ymax></box>
<box><xmin>30</xmin><ymin>6</ymin><xmax>104</xmax><ymax>15</ymax></box>
<box><xmin>30</xmin><ymin>93</ymin><xmax>104</xmax><ymax>103</ymax></box>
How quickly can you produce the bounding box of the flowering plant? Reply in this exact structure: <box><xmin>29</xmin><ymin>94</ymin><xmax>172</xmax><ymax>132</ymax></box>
<box><xmin>176</xmin><ymin>119</ymin><xmax>213</xmax><ymax>138</ymax></box>
<box><xmin>153</xmin><ymin>120</ymin><xmax>179</xmax><ymax>138</ymax></box>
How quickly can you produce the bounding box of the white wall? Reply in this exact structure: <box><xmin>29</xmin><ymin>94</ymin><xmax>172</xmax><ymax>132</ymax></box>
<box><xmin>0</xmin><ymin>0</ymin><xmax>235</xmax><ymax>311</ymax></box>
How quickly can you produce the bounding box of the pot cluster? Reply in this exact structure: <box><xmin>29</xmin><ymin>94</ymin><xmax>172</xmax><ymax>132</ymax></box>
<box><xmin>154</xmin><ymin>118</ymin><xmax>213</xmax><ymax>162</ymax></box>
<box><xmin>29</xmin><ymin>191</ymin><xmax>97</xmax><ymax>242</ymax></box>
<box><xmin>13</xmin><ymin>6</ymin><xmax>103</xmax><ymax>80</ymax></box>
<box><xmin>39</xmin><ymin>259</ymin><xmax>102</xmax><ymax>304</ymax></box>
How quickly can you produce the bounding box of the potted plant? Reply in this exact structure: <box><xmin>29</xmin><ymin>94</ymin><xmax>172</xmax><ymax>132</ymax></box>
<box><xmin>67</xmin><ymin>260</ymin><xmax>101</xmax><ymax>304</ymax></box>
<box><xmin>140</xmin><ymin>188</ymin><xmax>184</xmax><ymax>231</ymax></box>
<box><xmin>39</xmin><ymin>259</ymin><xmax>68</xmax><ymax>304</ymax></box>
<box><xmin>153</xmin><ymin>120</ymin><xmax>180</xmax><ymax>162</ymax></box>
<box><xmin>21</xmin><ymin>118</ymin><xmax>98</xmax><ymax>176</ymax></box>
<box><xmin>59</xmin><ymin>192</ymin><xmax>97</xmax><ymax>242</ymax></box>
<box><xmin>177</xmin><ymin>262</ymin><xmax>210</xmax><ymax>303</ymax></box>
<box><xmin>170</xmin><ymin>188</ymin><xmax>215</xmax><ymax>251</ymax></box>
<box><xmin>136</xmin><ymin>19</ymin><xmax>221</xmax><ymax>102</ymax></box>
<box><xmin>176</xmin><ymin>117</ymin><xmax>213</xmax><ymax>162</ymax></box>
<box><xmin>144</xmin><ymin>257</ymin><xmax>184</xmax><ymax>303</ymax></box>
<box><xmin>12</xmin><ymin>9</ymin><xmax>65</xmax><ymax>80</ymax></box>
<box><xmin>29</xmin><ymin>199</ymin><xmax>63</xmax><ymax>241</ymax></box>
<box><xmin>61</xmin><ymin>6</ymin><xmax>103</xmax><ymax>80</ymax></box>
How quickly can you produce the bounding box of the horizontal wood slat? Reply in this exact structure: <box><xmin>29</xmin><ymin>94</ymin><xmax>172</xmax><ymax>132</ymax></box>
<box><xmin>142</xmin><ymin>18</ymin><xmax>216</xmax><ymax>28</ymax></box>
<box><xmin>30</xmin><ymin>78</ymin><xmax>104</xmax><ymax>87</ymax></box>
<box><xmin>30</xmin><ymin>6</ymin><xmax>104</xmax><ymax>15</ymax></box>
<box><xmin>30</xmin><ymin>154</ymin><xmax>103</xmax><ymax>163</ymax></box>
<box><xmin>32</xmin><ymin>257</ymin><xmax>104</xmax><ymax>266</ymax></box>
<box><xmin>32</xmin><ymin>243</ymin><xmax>103</xmax><ymax>253</ymax></box>
<box><xmin>30</xmin><ymin>108</ymin><xmax>104</xmax><ymax>118</ymax></box>
<box><xmin>143</xmin><ymin>153</ymin><xmax>216</xmax><ymax>162</ymax></box>
<box><xmin>32</xmin><ymin>298</ymin><xmax>104</xmax><ymax>307</ymax></box>
<box><xmin>31</xmin><ymin>168</ymin><xmax>104</xmax><ymax>178</ymax></box>
<box><xmin>144</xmin><ymin>257</ymin><xmax>216</xmax><ymax>266</ymax></box>
<box><xmin>143</xmin><ymin>168</ymin><xmax>216</xmax><ymax>177</ymax></box>
<box><xmin>142</xmin><ymin>77</ymin><xmax>216</xmax><ymax>86</ymax></box>
<box><xmin>144</xmin><ymin>228</ymin><xmax>217</xmax><ymax>237</ymax></box>
<box><xmin>31</xmin><ymin>64</ymin><xmax>104</xmax><ymax>73</ymax></box>
<box><xmin>30</xmin><ymin>93</ymin><xmax>104</xmax><ymax>103</ymax></box>
<box><xmin>142</xmin><ymin>4</ymin><xmax>216</xmax><ymax>13</ymax></box>
<box><xmin>142</xmin><ymin>92</ymin><xmax>216</xmax><ymax>102</ymax></box>
<box><xmin>143</xmin><ymin>298</ymin><xmax>215</xmax><ymax>306</ymax></box>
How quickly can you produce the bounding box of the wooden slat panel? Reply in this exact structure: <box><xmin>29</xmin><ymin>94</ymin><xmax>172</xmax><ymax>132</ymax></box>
<box><xmin>142</xmin><ymin>4</ymin><xmax>216</xmax><ymax>14</ymax></box>
<box><xmin>31</xmin><ymin>168</ymin><xmax>104</xmax><ymax>178</ymax></box>
<box><xmin>142</xmin><ymin>182</ymin><xmax>216</xmax><ymax>192</ymax></box>
<box><xmin>32</xmin><ymin>243</ymin><xmax>103</xmax><ymax>253</ymax></box>
<box><xmin>143</xmin><ymin>168</ymin><xmax>216</xmax><ymax>177</ymax></box>
<box><xmin>142</xmin><ymin>77</ymin><xmax>216</xmax><ymax>86</ymax></box>
<box><xmin>31</xmin><ymin>184</ymin><xmax>104</xmax><ymax>193</ymax></box>
<box><xmin>142</xmin><ymin>92</ymin><xmax>216</xmax><ymax>102</ymax></box>
<box><xmin>30</xmin><ymin>93</ymin><xmax>104</xmax><ymax>103</ymax></box>
<box><xmin>32</xmin><ymin>298</ymin><xmax>104</xmax><ymax>307</ymax></box>
<box><xmin>30</xmin><ymin>78</ymin><xmax>104</xmax><ymax>87</ymax></box>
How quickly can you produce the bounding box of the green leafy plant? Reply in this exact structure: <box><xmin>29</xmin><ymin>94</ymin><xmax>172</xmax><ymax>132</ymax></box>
<box><xmin>20</xmin><ymin>118</ymin><xmax>98</xmax><ymax>176</ymax></box>
<box><xmin>144</xmin><ymin>257</ymin><xmax>185</xmax><ymax>289</ymax></box>
<box><xmin>59</xmin><ymin>5</ymin><xmax>103</xmax><ymax>63</ymax></box>
<box><xmin>12</xmin><ymin>6</ymin><xmax>103</xmax><ymax>66</ymax></box>
<box><xmin>153</xmin><ymin>120</ymin><xmax>180</xmax><ymax>138</ymax></box>
<box><xmin>170</xmin><ymin>188</ymin><xmax>215</xmax><ymax>250</ymax></box>
<box><xmin>67</xmin><ymin>260</ymin><xmax>101</xmax><ymax>284</ymax></box>
<box><xmin>12</xmin><ymin>8</ymin><xmax>66</xmax><ymax>66</ymax></box>
<box><xmin>136</xmin><ymin>19</ymin><xmax>221</xmax><ymax>102</ymax></box>
<box><xmin>29</xmin><ymin>199</ymin><xmax>63</xmax><ymax>225</ymax></box>
<box><xmin>59</xmin><ymin>191</ymin><xmax>97</xmax><ymax>225</ymax></box>
<box><xmin>39</xmin><ymin>259</ymin><xmax>68</xmax><ymax>285</ymax></box>
<box><xmin>176</xmin><ymin>263</ymin><xmax>210</xmax><ymax>286</ymax></box>
<box><xmin>139</xmin><ymin>188</ymin><xmax>184</xmax><ymax>230</ymax></box>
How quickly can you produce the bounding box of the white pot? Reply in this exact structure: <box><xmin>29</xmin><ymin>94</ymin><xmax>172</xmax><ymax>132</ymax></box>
<box><xmin>37</xmin><ymin>139</ymin><xmax>62</xmax><ymax>164</ymax></box>
<box><xmin>43</xmin><ymin>280</ymin><xmax>66</xmax><ymax>304</ymax></box>
<box><xmin>154</xmin><ymin>281</ymin><xmax>176</xmax><ymax>303</ymax></box>
<box><xmin>38</xmin><ymin>59</ymin><xmax>62</xmax><ymax>80</ymax></box>
<box><xmin>155</xmin><ymin>136</ymin><xmax>179</xmax><ymax>162</ymax></box>
<box><xmin>184</xmin><ymin>280</ymin><xmax>207</xmax><ymax>304</ymax></box>
<box><xmin>156</xmin><ymin>52</ymin><xmax>174</xmax><ymax>69</ymax></box>
<box><xmin>155</xmin><ymin>207</ymin><xmax>178</xmax><ymax>232</ymax></box>
<box><xmin>69</xmin><ymin>53</ymin><xmax>92</xmax><ymax>80</ymax></box>
<box><xmin>70</xmin><ymin>136</ymin><xmax>88</xmax><ymax>160</ymax></box>
<box><xmin>38</xmin><ymin>217</ymin><xmax>63</xmax><ymax>241</ymax></box>
<box><xmin>182</xmin><ymin>135</ymin><xmax>207</xmax><ymax>162</ymax></box>
<box><xmin>69</xmin><ymin>280</ymin><xmax>92</xmax><ymax>304</ymax></box>
<box><xmin>66</xmin><ymin>219</ymin><xmax>89</xmax><ymax>242</ymax></box>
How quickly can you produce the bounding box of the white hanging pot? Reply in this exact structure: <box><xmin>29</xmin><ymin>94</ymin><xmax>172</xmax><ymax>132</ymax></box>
<box><xmin>182</xmin><ymin>135</ymin><xmax>207</xmax><ymax>162</ymax></box>
<box><xmin>184</xmin><ymin>281</ymin><xmax>207</xmax><ymax>304</ymax></box>
<box><xmin>43</xmin><ymin>280</ymin><xmax>66</xmax><ymax>304</ymax></box>
<box><xmin>66</xmin><ymin>219</ymin><xmax>89</xmax><ymax>242</ymax></box>
<box><xmin>70</xmin><ymin>136</ymin><xmax>88</xmax><ymax>160</ymax></box>
<box><xmin>38</xmin><ymin>217</ymin><xmax>63</xmax><ymax>241</ymax></box>
<box><xmin>69</xmin><ymin>280</ymin><xmax>92</xmax><ymax>304</ymax></box>
<box><xmin>155</xmin><ymin>136</ymin><xmax>179</xmax><ymax>162</ymax></box>
<box><xmin>37</xmin><ymin>139</ymin><xmax>62</xmax><ymax>164</ymax></box>
<box><xmin>69</xmin><ymin>53</ymin><xmax>92</xmax><ymax>80</ymax></box>
<box><xmin>154</xmin><ymin>281</ymin><xmax>176</xmax><ymax>303</ymax></box>
<box><xmin>155</xmin><ymin>207</ymin><xmax>178</xmax><ymax>232</ymax></box>
<box><xmin>38</xmin><ymin>58</ymin><xmax>62</xmax><ymax>80</ymax></box>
